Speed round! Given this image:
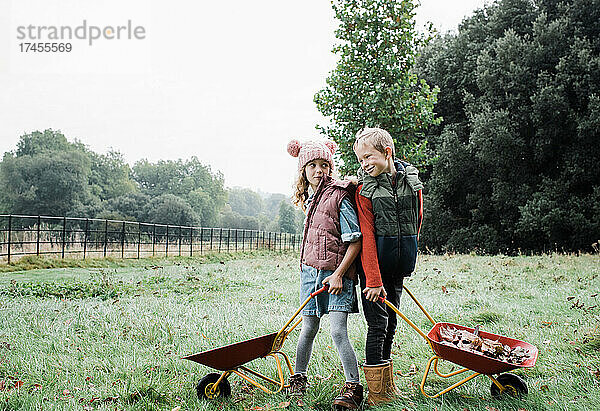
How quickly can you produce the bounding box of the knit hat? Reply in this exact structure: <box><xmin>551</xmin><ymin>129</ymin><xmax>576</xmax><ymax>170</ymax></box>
<box><xmin>287</xmin><ymin>139</ymin><xmax>337</xmax><ymax>172</ymax></box>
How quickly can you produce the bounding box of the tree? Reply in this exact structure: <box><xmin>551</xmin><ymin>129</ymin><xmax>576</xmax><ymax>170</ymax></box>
<box><xmin>0</xmin><ymin>150</ymin><xmax>94</xmax><ymax>216</ymax></box>
<box><xmin>88</xmin><ymin>151</ymin><xmax>135</xmax><ymax>202</ymax></box>
<box><xmin>106</xmin><ymin>192</ymin><xmax>151</xmax><ymax>221</ymax></box>
<box><xmin>417</xmin><ymin>0</ymin><xmax>600</xmax><ymax>252</ymax></box>
<box><xmin>264</xmin><ymin>193</ymin><xmax>288</xmax><ymax>218</ymax></box>
<box><xmin>278</xmin><ymin>201</ymin><xmax>296</xmax><ymax>234</ymax></box>
<box><xmin>15</xmin><ymin>129</ymin><xmax>71</xmax><ymax>157</ymax></box>
<box><xmin>227</xmin><ymin>188</ymin><xmax>264</xmax><ymax>217</ymax></box>
<box><xmin>314</xmin><ymin>0</ymin><xmax>440</xmax><ymax>174</ymax></box>
<box><xmin>0</xmin><ymin>129</ymin><xmax>141</xmax><ymax>218</ymax></box>
<box><xmin>144</xmin><ymin>194</ymin><xmax>199</xmax><ymax>226</ymax></box>
<box><xmin>132</xmin><ymin>157</ymin><xmax>226</xmax><ymax>226</ymax></box>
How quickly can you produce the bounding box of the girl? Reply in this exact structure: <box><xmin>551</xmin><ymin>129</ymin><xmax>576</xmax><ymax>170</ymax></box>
<box><xmin>286</xmin><ymin>139</ymin><xmax>363</xmax><ymax>410</ymax></box>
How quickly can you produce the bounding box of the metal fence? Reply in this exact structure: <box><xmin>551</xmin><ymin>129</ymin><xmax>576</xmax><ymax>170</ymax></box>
<box><xmin>0</xmin><ymin>214</ymin><xmax>300</xmax><ymax>264</ymax></box>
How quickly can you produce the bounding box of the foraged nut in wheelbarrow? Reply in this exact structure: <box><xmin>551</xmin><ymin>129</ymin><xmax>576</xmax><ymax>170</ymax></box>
<box><xmin>439</xmin><ymin>326</ymin><xmax>532</xmax><ymax>364</ymax></box>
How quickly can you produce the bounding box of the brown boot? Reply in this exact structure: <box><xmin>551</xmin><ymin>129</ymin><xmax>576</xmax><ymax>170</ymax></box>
<box><xmin>332</xmin><ymin>382</ymin><xmax>363</xmax><ymax>410</ymax></box>
<box><xmin>362</xmin><ymin>362</ymin><xmax>396</xmax><ymax>405</ymax></box>
<box><xmin>287</xmin><ymin>373</ymin><xmax>308</xmax><ymax>397</ymax></box>
<box><xmin>385</xmin><ymin>360</ymin><xmax>403</xmax><ymax>397</ymax></box>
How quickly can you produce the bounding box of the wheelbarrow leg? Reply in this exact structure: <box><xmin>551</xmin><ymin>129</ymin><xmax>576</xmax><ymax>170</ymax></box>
<box><xmin>420</xmin><ymin>355</ymin><xmax>481</xmax><ymax>398</ymax></box>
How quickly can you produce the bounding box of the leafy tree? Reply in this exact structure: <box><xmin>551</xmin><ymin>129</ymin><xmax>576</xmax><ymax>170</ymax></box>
<box><xmin>106</xmin><ymin>192</ymin><xmax>151</xmax><ymax>221</ymax></box>
<box><xmin>144</xmin><ymin>194</ymin><xmax>198</xmax><ymax>226</ymax></box>
<box><xmin>417</xmin><ymin>0</ymin><xmax>600</xmax><ymax>252</ymax></box>
<box><xmin>264</xmin><ymin>193</ymin><xmax>288</xmax><ymax>218</ymax></box>
<box><xmin>278</xmin><ymin>201</ymin><xmax>296</xmax><ymax>234</ymax></box>
<box><xmin>227</xmin><ymin>188</ymin><xmax>264</xmax><ymax>217</ymax></box>
<box><xmin>0</xmin><ymin>129</ymin><xmax>139</xmax><ymax>218</ymax></box>
<box><xmin>0</xmin><ymin>150</ymin><xmax>94</xmax><ymax>216</ymax></box>
<box><xmin>219</xmin><ymin>209</ymin><xmax>261</xmax><ymax>230</ymax></box>
<box><xmin>15</xmin><ymin>129</ymin><xmax>71</xmax><ymax>157</ymax></box>
<box><xmin>88</xmin><ymin>151</ymin><xmax>135</xmax><ymax>202</ymax></box>
<box><xmin>132</xmin><ymin>157</ymin><xmax>226</xmax><ymax>226</ymax></box>
<box><xmin>314</xmin><ymin>0</ymin><xmax>440</xmax><ymax>174</ymax></box>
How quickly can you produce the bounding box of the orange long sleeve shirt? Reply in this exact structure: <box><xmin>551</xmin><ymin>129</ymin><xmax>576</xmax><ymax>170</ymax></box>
<box><xmin>355</xmin><ymin>184</ymin><xmax>383</xmax><ymax>288</ymax></box>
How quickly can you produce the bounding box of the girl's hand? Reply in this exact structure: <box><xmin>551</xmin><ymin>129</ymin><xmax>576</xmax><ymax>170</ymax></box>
<box><xmin>322</xmin><ymin>274</ymin><xmax>343</xmax><ymax>295</ymax></box>
<box><xmin>363</xmin><ymin>286</ymin><xmax>386</xmax><ymax>302</ymax></box>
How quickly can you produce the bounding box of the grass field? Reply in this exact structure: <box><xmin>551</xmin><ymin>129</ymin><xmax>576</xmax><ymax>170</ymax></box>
<box><xmin>0</xmin><ymin>251</ymin><xmax>598</xmax><ymax>410</ymax></box>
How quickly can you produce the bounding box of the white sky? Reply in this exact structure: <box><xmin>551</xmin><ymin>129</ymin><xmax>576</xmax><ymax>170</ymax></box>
<box><xmin>0</xmin><ymin>0</ymin><xmax>488</xmax><ymax>196</ymax></box>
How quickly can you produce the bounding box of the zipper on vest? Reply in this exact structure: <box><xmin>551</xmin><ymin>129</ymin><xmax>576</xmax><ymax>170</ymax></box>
<box><xmin>388</xmin><ymin>173</ymin><xmax>402</xmax><ymax>263</ymax></box>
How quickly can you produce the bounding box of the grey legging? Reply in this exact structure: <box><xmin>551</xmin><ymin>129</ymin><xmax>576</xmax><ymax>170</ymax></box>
<box><xmin>294</xmin><ymin>312</ymin><xmax>360</xmax><ymax>383</ymax></box>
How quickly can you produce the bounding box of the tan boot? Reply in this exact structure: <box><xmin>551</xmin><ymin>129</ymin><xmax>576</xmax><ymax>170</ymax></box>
<box><xmin>385</xmin><ymin>361</ymin><xmax>403</xmax><ymax>397</ymax></box>
<box><xmin>362</xmin><ymin>362</ymin><xmax>396</xmax><ymax>405</ymax></box>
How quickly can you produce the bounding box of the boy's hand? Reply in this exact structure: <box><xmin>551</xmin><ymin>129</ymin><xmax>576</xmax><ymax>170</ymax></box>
<box><xmin>323</xmin><ymin>274</ymin><xmax>343</xmax><ymax>295</ymax></box>
<box><xmin>344</xmin><ymin>175</ymin><xmax>359</xmax><ymax>185</ymax></box>
<box><xmin>363</xmin><ymin>286</ymin><xmax>386</xmax><ymax>302</ymax></box>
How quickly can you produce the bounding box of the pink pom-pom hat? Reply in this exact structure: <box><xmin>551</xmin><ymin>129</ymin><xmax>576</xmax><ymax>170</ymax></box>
<box><xmin>287</xmin><ymin>139</ymin><xmax>337</xmax><ymax>172</ymax></box>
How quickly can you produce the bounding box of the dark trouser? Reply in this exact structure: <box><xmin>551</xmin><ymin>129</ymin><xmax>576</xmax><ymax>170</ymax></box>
<box><xmin>360</xmin><ymin>271</ymin><xmax>404</xmax><ymax>365</ymax></box>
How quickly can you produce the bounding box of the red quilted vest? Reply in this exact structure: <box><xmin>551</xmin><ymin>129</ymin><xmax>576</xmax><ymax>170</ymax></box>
<box><xmin>300</xmin><ymin>174</ymin><xmax>357</xmax><ymax>281</ymax></box>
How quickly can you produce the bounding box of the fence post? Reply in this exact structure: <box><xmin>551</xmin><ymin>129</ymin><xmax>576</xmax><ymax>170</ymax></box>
<box><xmin>61</xmin><ymin>216</ymin><xmax>66</xmax><ymax>259</ymax></box>
<box><xmin>103</xmin><ymin>219</ymin><xmax>108</xmax><ymax>257</ymax></box>
<box><xmin>121</xmin><ymin>221</ymin><xmax>126</xmax><ymax>259</ymax></box>
<box><xmin>219</xmin><ymin>228</ymin><xmax>222</xmax><ymax>252</ymax></box>
<box><xmin>190</xmin><ymin>227</ymin><xmax>193</xmax><ymax>257</ymax></box>
<box><xmin>36</xmin><ymin>215</ymin><xmax>41</xmax><ymax>257</ymax></box>
<box><xmin>241</xmin><ymin>229</ymin><xmax>244</xmax><ymax>251</ymax></box>
<box><xmin>235</xmin><ymin>229</ymin><xmax>238</xmax><ymax>252</ymax></box>
<box><xmin>178</xmin><ymin>225</ymin><xmax>182</xmax><ymax>257</ymax></box>
<box><xmin>227</xmin><ymin>229</ymin><xmax>230</xmax><ymax>252</ymax></box>
<box><xmin>166</xmin><ymin>225</ymin><xmax>169</xmax><ymax>257</ymax></box>
<box><xmin>83</xmin><ymin>218</ymin><xmax>89</xmax><ymax>259</ymax></box>
<box><xmin>200</xmin><ymin>228</ymin><xmax>204</xmax><ymax>255</ymax></box>
<box><xmin>137</xmin><ymin>222</ymin><xmax>141</xmax><ymax>259</ymax></box>
<box><xmin>7</xmin><ymin>215</ymin><xmax>12</xmax><ymax>264</ymax></box>
<box><xmin>152</xmin><ymin>224</ymin><xmax>156</xmax><ymax>257</ymax></box>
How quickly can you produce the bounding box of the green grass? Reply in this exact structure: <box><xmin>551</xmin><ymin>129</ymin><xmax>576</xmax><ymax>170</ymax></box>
<box><xmin>0</xmin><ymin>252</ymin><xmax>599</xmax><ymax>410</ymax></box>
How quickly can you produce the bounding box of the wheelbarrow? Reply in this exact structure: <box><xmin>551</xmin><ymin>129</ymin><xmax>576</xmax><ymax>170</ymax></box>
<box><xmin>183</xmin><ymin>285</ymin><xmax>330</xmax><ymax>400</ymax></box>
<box><xmin>380</xmin><ymin>286</ymin><xmax>539</xmax><ymax>398</ymax></box>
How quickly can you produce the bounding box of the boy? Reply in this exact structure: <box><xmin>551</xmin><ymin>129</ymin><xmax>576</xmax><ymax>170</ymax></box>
<box><xmin>352</xmin><ymin>127</ymin><xmax>423</xmax><ymax>405</ymax></box>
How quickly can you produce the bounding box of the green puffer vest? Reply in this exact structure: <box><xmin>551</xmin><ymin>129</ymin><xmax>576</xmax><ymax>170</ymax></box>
<box><xmin>358</xmin><ymin>160</ymin><xmax>423</xmax><ymax>276</ymax></box>
<box><xmin>359</xmin><ymin>160</ymin><xmax>423</xmax><ymax>236</ymax></box>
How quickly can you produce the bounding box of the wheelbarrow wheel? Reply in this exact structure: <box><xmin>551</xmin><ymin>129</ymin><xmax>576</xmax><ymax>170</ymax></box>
<box><xmin>490</xmin><ymin>373</ymin><xmax>528</xmax><ymax>398</ymax></box>
<box><xmin>196</xmin><ymin>373</ymin><xmax>231</xmax><ymax>400</ymax></box>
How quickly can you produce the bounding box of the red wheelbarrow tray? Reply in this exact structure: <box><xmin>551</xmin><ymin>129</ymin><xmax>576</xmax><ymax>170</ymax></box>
<box><xmin>183</xmin><ymin>332</ymin><xmax>278</xmax><ymax>371</ymax></box>
<box><xmin>427</xmin><ymin>322</ymin><xmax>539</xmax><ymax>375</ymax></box>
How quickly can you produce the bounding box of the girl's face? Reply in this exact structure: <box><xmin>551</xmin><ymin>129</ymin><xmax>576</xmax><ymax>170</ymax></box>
<box><xmin>304</xmin><ymin>159</ymin><xmax>331</xmax><ymax>190</ymax></box>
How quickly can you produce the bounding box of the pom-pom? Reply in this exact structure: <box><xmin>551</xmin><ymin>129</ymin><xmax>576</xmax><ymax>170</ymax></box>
<box><xmin>324</xmin><ymin>140</ymin><xmax>338</xmax><ymax>154</ymax></box>
<box><xmin>287</xmin><ymin>139</ymin><xmax>301</xmax><ymax>157</ymax></box>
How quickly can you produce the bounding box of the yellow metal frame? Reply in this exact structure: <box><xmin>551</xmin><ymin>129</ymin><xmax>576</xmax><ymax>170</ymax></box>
<box><xmin>207</xmin><ymin>289</ymin><xmax>321</xmax><ymax>396</ymax></box>
<box><xmin>382</xmin><ymin>285</ymin><xmax>509</xmax><ymax>398</ymax></box>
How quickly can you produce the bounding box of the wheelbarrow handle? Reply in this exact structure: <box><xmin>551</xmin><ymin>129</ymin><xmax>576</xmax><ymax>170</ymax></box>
<box><xmin>310</xmin><ymin>284</ymin><xmax>329</xmax><ymax>297</ymax></box>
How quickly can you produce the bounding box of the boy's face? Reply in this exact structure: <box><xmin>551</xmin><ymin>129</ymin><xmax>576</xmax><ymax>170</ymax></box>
<box><xmin>354</xmin><ymin>141</ymin><xmax>392</xmax><ymax>177</ymax></box>
<box><xmin>304</xmin><ymin>159</ymin><xmax>331</xmax><ymax>190</ymax></box>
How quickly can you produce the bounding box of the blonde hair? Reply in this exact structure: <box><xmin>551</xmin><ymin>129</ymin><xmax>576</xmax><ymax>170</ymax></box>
<box><xmin>353</xmin><ymin>127</ymin><xmax>396</xmax><ymax>157</ymax></box>
<box><xmin>291</xmin><ymin>161</ymin><xmax>333</xmax><ymax>212</ymax></box>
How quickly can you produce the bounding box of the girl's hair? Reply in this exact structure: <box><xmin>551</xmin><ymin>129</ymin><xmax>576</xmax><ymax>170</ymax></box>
<box><xmin>292</xmin><ymin>160</ymin><xmax>333</xmax><ymax>212</ymax></box>
<box><xmin>292</xmin><ymin>166</ymin><xmax>310</xmax><ymax>212</ymax></box>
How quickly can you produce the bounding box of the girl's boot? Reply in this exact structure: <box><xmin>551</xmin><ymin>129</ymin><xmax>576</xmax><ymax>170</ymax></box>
<box><xmin>332</xmin><ymin>382</ymin><xmax>363</xmax><ymax>410</ymax></box>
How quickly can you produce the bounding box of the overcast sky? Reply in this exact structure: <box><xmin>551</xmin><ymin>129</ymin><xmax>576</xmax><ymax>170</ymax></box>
<box><xmin>0</xmin><ymin>0</ymin><xmax>489</xmax><ymax>196</ymax></box>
